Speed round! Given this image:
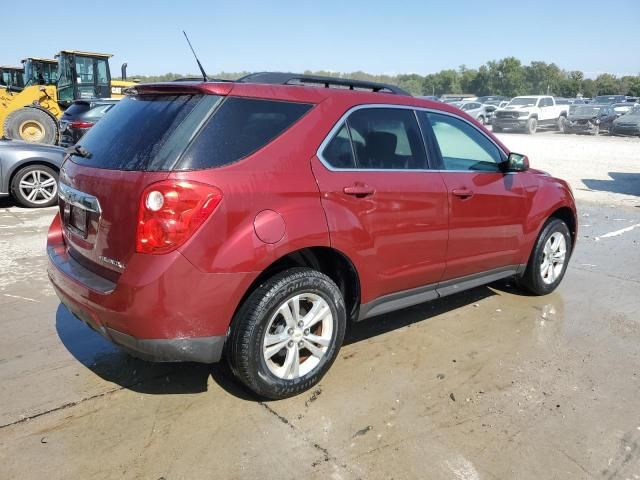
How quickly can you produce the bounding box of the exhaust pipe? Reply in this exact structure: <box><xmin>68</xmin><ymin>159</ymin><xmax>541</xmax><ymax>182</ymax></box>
<box><xmin>121</xmin><ymin>63</ymin><xmax>127</xmax><ymax>81</ymax></box>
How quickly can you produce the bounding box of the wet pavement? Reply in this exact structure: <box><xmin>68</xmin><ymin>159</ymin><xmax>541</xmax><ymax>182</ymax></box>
<box><xmin>0</xmin><ymin>197</ymin><xmax>639</xmax><ymax>479</ymax></box>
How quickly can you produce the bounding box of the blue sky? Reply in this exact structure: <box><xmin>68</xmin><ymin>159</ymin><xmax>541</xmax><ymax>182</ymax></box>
<box><xmin>7</xmin><ymin>0</ymin><xmax>640</xmax><ymax>77</ymax></box>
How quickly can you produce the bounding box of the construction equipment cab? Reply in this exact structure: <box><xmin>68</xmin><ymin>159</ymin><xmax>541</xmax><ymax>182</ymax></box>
<box><xmin>0</xmin><ymin>66</ymin><xmax>25</xmax><ymax>89</ymax></box>
<box><xmin>22</xmin><ymin>58</ymin><xmax>58</xmax><ymax>86</ymax></box>
<box><xmin>0</xmin><ymin>50</ymin><xmax>134</xmax><ymax>144</ymax></box>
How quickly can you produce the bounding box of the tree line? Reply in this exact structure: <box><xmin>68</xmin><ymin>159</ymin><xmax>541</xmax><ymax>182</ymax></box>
<box><xmin>125</xmin><ymin>57</ymin><xmax>640</xmax><ymax>98</ymax></box>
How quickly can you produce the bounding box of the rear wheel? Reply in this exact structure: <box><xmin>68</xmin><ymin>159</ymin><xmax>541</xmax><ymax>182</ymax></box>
<box><xmin>3</xmin><ymin>108</ymin><xmax>58</xmax><ymax>144</ymax></box>
<box><xmin>11</xmin><ymin>164</ymin><xmax>59</xmax><ymax>208</ymax></box>
<box><xmin>526</xmin><ymin>117</ymin><xmax>538</xmax><ymax>134</ymax></box>
<box><xmin>227</xmin><ymin>268</ymin><xmax>346</xmax><ymax>399</ymax></box>
<box><xmin>519</xmin><ymin>218</ymin><xmax>571</xmax><ymax>295</ymax></box>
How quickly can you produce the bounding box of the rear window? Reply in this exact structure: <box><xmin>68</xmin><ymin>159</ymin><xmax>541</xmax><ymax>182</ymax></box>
<box><xmin>63</xmin><ymin>102</ymin><xmax>91</xmax><ymax>117</ymax></box>
<box><xmin>71</xmin><ymin>94</ymin><xmax>222</xmax><ymax>171</ymax></box>
<box><xmin>83</xmin><ymin>103</ymin><xmax>116</xmax><ymax>120</ymax></box>
<box><xmin>177</xmin><ymin>97</ymin><xmax>313</xmax><ymax>170</ymax></box>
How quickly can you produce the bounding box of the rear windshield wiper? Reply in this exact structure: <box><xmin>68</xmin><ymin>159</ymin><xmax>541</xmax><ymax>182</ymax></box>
<box><xmin>65</xmin><ymin>145</ymin><xmax>92</xmax><ymax>159</ymax></box>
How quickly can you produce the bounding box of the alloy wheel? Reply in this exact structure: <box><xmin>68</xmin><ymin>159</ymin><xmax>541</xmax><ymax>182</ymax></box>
<box><xmin>18</xmin><ymin>170</ymin><xmax>57</xmax><ymax>205</ymax></box>
<box><xmin>540</xmin><ymin>232</ymin><xmax>566</xmax><ymax>284</ymax></box>
<box><xmin>263</xmin><ymin>293</ymin><xmax>334</xmax><ymax>380</ymax></box>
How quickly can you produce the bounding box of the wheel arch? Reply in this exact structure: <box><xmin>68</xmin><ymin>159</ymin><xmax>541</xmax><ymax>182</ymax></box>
<box><xmin>232</xmin><ymin>246</ymin><xmax>362</xmax><ymax>325</ymax></box>
<box><xmin>549</xmin><ymin>206</ymin><xmax>577</xmax><ymax>247</ymax></box>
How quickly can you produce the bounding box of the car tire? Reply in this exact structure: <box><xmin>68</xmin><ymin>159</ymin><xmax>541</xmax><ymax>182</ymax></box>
<box><xmin>593</xmin><ymin>125</ymin><xmax>600</xmax><ymax>136</ymax></box>
<box><xmin>11</xmin><ymin>164</ymin><xmax>59</xmax><ymax>208</ymax></box>
<box><xmin>519</xmin><ymin>218</ymin><xmax>572</xmax><ymax>296</ymax></box>
<box><xmin>3</xmin><ymin>107</ymin><xmax>58</xmax><ymax>144</ymax></box>
<box><xmin>526</xmin><ymin>117</ymin><xmax>537</xmax><ymax>134</ymax></box>
<box><xmin>557</xmin><ymin>116</ymin><xmax>567</xmax><ymax>133</ymax></box>
<box><xmin>227</xmin><ymin>267</ymin><xmax>347</xmax><ymax>399</ymax></box>
<box><xmin>477</xmin><ymin>116</ymin><xmax>485</xmax><ymax>125</ymax></box>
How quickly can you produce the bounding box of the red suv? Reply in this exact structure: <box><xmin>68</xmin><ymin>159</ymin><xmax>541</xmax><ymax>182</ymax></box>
<box><xmin>47</xmin><ymin>73</ymin><xmax>576</xmax><ymax>399</ymax></box>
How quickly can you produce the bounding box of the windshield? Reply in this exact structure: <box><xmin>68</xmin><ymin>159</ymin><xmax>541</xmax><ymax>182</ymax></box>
<box><xmin>623</xmin><ymin>106</ymin><xmax>640</xmax><ymax>116</ymax></box>
<box><xmin>613</xmin><ymin>105</ymin><xmax>633</xmax><ymax>114</ymax></box>
<box><xmin>573</xmin><ymin>106</ymin><xmax>601</xmax><ymax>115</ymax></box>
<box><xmin>508</xmin><ymin>97</ymin><xmax>538</xmax><ymax>106</ymax></box>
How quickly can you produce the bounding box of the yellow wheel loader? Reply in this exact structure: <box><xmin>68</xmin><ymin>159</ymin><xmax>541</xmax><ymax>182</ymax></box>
<box><xmin>0</xmin><ymin>51</ymin><xmax>135</xmax><ymax>144</ymax></box>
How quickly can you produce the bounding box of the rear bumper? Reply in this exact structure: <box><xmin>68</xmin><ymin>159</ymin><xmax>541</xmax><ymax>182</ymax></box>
<box><xmin>47</xmin><ymin>213</ymin><xmax>258</xmax><ymax>363</ymax></box>
<box><xmin>56</xmin><ymin>293</ymin><xmax>226</xmax><ymax>363</ymax></box>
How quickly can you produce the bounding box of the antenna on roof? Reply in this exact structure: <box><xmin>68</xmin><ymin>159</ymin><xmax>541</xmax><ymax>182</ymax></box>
<box><xmin>182</xmin><ymin>31</ymin><xmax>208</xmax><ymax>82</ymax></box>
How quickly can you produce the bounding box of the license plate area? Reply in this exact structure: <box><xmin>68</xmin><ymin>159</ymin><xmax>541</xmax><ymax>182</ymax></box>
<box><xmin>64</xmin><ymin>203</ymin><xmax>88</xmax><ymax>238</ymax></box>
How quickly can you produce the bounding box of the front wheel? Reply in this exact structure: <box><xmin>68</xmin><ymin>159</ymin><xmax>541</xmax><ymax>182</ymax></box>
<box><xmin>227</xmin><ymin>268</ymin><xmax>346</xmax><ymax>399</ymax></box>
<box><xmin>526</xmin><ymin>117</ymin><xmax>538</xmax><ymax>134</ymax></box>
<box><xmin>3</xmin><ymin>107</ymin><xmax>58</xmax><ymax>144</ymax></box>
<box><xmin>519</xmin><ymin>218</ymin><xmax>572</xmax><ymax>295</ymax></box>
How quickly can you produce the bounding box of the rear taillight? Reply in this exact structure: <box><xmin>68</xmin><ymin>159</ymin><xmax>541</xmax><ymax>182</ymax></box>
<box><xmin>136</xmin><ymin>180</ymin><xmax>223</xmax><ymax>255</ymax></box>
<box><xmin>69</xmin><ymin>121</ymin><xmax>95</xmax><ymax>129</ymax></box>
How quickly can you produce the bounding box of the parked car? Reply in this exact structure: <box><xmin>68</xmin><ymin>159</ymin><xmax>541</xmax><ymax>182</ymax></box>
<box><xmin>450</xmin><ymin>101</ymin><xmax>490</xmax><ymax>124</ymax></box>
<box><xmin>58</xmin><ymin>99</ymin><xmax>119</xmax><ymax>147</ymax></box>
<box><xmin>476</xmin><ymin>95</ymin><xmax>509</xmax><ymax>105</ymax></box>
<box><xmin>591</xmin><ymin>95</ymin><xmax>626</xmax><ymax>105</ymax></box>
<box><xmin>611</xmin><ymin>105</ymin><xmax>640</xmax><ymax>136</ymax></box>
<box><xmin>565</xmin><ymin>105</ymin><xmax>616</xmax><ymax>135</ymax></box>
<box><xmin>611</xmin><ymin>102</ymin><xmax>637</xmax><ymax>117</ymax></box>
<box><xmin>484</xmin><ymin>104</ymin><xmax>499</xmax><ymax>125</ymax></box>
<box><xmin>493</xmin><ymin>96</ymin><xmax>569</xmax><ymax>134</ymax></box>
<box><xmin>0</xmin><ymin>139</ymin><xmax>63</xmax><ymax>207</ymax></box>
<box><xmin>47</xmin><ymin>73</ymin><xmax>577</xmax><ymax>399</ymax></box>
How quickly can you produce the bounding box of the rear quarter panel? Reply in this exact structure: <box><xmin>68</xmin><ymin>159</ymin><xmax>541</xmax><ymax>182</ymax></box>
<box><xmin>175</xmin><ymin>98</ymin><xmax>350</xmax><ymax>273</ymax></box>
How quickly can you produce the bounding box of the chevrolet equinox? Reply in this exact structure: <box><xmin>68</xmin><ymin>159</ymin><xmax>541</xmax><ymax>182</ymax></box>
<box><xmin>47</xmin><ymin>73</ymin><xmax>577</xmax><ymax>399</ymax></box>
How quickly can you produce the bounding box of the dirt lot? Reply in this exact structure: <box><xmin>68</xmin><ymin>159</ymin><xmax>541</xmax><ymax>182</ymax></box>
<box><xmin>0</xmin><ymin>133</ymin><xmax>639</xmax><ymax>479</ymax></box>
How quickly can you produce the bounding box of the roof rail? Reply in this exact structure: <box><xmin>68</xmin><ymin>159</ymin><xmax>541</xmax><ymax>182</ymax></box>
<box><xmin>238</xmin><ymin>72</ymin><xmax>410</xmax><ymax>96</ymax></box>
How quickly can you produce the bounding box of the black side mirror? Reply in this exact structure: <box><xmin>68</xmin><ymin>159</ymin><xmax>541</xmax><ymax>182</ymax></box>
<box><xmin>503</xmin><ymin>152</ymin><xmax>529</xmax><ymax>172</ymax></box>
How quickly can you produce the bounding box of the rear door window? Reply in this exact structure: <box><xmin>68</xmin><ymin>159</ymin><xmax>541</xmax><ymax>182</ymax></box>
<box><xmin>322</xmin><ymin>124</ymin><xmax>356</xmax><ymax>169</ymax></box>
<box><xmin>341</xmin><ymin>108</ymin><xmax>428</xmax><ymax>170</ymax></box>
<box><xmin>71</xmin><ymin>94</ymin><xmax>222</xmax><ymax>171</ymax></box>
<box><xmin>177</xmin><ymin>98</ymin><xmax>313</xmax><ymax>170</ymax></box>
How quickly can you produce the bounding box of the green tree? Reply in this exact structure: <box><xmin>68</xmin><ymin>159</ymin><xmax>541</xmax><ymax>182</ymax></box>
<box><xmin>396</xmin><ymin>74</ymin><xmax>423</xmax><ymax>96</ymax></box>
<box><xmin>459</xmin><ymin>65</ymin><xmax>478</xmax><ymax>94</ymax></box>
<box><xmin>594</xmin><ymin>74</ymin><xmax>618</xmax><ymax>94</ymax></box>
<box><xmin>581</xmin><ymin>78</ymin><xmax>596</xmax><ymax>98</ymax></box>
<box><xmin>495</xmin><ymin>57</ymin><xmax>526</xmax><ymax>96</ymax></box>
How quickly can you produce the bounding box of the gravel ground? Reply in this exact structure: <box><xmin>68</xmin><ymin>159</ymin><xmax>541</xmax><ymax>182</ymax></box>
<box><xmin>494</xmin><ymin>130</ymin><xmax>640</xmax><ymax>206</ymax></box>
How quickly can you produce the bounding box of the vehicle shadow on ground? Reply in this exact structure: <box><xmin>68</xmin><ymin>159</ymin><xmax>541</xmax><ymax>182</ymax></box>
<box><xmin>582</xmin><ymin>172</ymin><xmax>640</xmax><ymax>197</ymax></box>
<box><xmin>56</xmin><ymin>282</ymin><xmax>508</xmax><ymax>401</ymax></box>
